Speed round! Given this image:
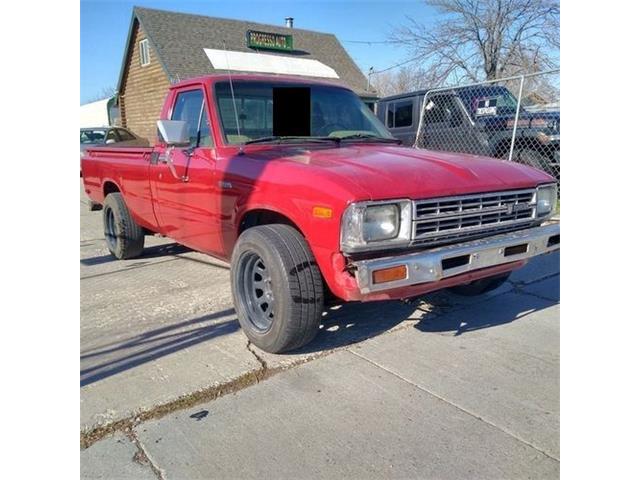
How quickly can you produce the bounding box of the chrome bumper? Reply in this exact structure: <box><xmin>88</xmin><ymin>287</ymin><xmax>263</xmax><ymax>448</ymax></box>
<box><xmin>353</xmin><ymin>223</ymin><xmax>559</xmax><ymax>294</ymax></box>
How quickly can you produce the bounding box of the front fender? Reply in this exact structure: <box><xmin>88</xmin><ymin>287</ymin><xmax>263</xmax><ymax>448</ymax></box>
<box><xmin>236</xmin><ymin>191</ymin><xmax>349</xmax><ymax>300</ymax></box>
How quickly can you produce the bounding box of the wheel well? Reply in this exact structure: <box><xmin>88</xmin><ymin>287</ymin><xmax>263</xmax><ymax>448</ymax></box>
<box><xmin>238</xmin><ymin>208</ymin><xmax>331</xmax><ymax>299</ymax></box>
<box><xmin>239</xmin><ymin>209</ymin><xmax>300</xmax><ymax>235</ymax></box>
<box><xmin>103</xmin><ymin>181</ymin><xmax>120</xmax><ymax>198</ymax></box>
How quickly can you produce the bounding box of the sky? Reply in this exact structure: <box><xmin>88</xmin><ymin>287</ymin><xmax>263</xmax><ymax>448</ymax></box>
<box><xmin>80</xmin><ymin>0</ymin><xmax>435</xmax><ymax>104</ymax></box>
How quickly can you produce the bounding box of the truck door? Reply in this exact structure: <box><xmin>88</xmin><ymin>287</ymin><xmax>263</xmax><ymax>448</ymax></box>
<box><xmin>419</xmin><ymin>93</ymin><xmax>489</xmax><ymax>156</ymax></box>
<box><xmin>150</xmin><ymin>86</ymin><xmax>224</xmax><ymax>256</ymax></box>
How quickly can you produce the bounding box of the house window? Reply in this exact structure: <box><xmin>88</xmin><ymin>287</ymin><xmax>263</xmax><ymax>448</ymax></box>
<box><xmin>139</xmin><ymin>39</ymin><xmax>150</xmax><ymax>66</ymax></box>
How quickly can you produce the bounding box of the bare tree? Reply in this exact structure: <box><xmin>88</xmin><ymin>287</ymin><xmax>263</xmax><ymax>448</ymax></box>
<box><xmin>371</xmin><ymin>66</ymin><xmax>434</xmax><ymax>97</ymax></box>
<box><xmin>391</xmin><ymin>0</ymin><xmax>559</xmax><ymax>84</ymax></box>
<box><xmin>84</xmin><ymin>86</ymin><xmax>117</xmax><ymax>104</ymax></box>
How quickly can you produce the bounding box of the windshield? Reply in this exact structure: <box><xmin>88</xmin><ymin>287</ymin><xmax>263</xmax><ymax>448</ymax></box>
<box><xmin>80</xmin><ymin>129</ymin><xmax>107</xmax><ymax>144</ymax></box>
<box><xmin>214</xmin><ymin>81</ymin><xmax>393</xmax><ymax>144</ymax></box>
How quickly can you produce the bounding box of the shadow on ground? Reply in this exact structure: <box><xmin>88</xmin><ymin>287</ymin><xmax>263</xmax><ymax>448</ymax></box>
<box><xmin>80</xmin><ymin>308</ymin><xmax>237</xmax><ymax>387</ymax></box>
<box><xmin>80</xmin><ymin>264</ymin><xmax>558</xmax><ymax>385</ymax></box>
<box><xmin>415</xmin><ymin>274</ymin><xmax>559</xmax><ymax>336</ymax></box>
<box><xmin>294</xmin><ymin>273</ymin><xmax>559</xmax><ymax>354</ymax></box>
<box><xmin>81</xmin><ymin>243</ymin><xmax>193</xmax><ymax>266</ymax></box>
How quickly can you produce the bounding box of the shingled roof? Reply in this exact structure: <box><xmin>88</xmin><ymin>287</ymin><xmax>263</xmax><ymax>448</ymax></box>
<box><xmin>117</xmin><ymin>6</ymin><xmax>376</xmax><ymax>98</ymax></box>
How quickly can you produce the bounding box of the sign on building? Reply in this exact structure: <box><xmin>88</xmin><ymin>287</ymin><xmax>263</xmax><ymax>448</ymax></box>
<box><xmin>246</xmin><ymin>30</ymin><xmax>293</xmax><ymax>51</ymax></box>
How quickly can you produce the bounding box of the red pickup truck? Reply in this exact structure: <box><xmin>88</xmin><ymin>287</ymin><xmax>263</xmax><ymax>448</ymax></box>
<box><xmin>82</xmin><ymin>74</ymin><xmax>559</xmax><ymax>353</ymax></box>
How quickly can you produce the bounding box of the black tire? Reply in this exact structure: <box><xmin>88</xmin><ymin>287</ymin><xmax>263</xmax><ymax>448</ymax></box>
<box><xmin>231</xmin><ymin>224</ymin><xmax>324</xmax><ymax>353</ymax></box>
<box><xmin>103</xmin><ymin>192</ymin><xmax>145</xmax><ymax>259</ymax></box>
<box><xmin>449</xmin><ymin>273</ymin><xmax>510</xmax><ymax>296</ymax></box>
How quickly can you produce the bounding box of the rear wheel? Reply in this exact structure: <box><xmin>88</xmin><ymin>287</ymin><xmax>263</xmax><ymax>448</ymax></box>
<box><xmin>231</xmin><ymin>224</ymin><xmax>324</xmax><ymax>353</ymax></box>
<box><xmin>103</xmin><ymin>193</ymin><xmax>145</xmax><ymax>259</ymax></box>
<box><xmin>449</xmin><ymin>273</ymin><xmax>511</xmax><ymax>296</ymax></box>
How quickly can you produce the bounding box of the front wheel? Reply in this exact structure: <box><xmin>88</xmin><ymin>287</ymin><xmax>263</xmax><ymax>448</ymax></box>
<box><xmin>448</xmin><ymin>273</ymin><xmax>511</xmax><ymax>296</ymax></box>
<box><xmin>231</xmin><ymin>224</ymin><xmax>324</xmax><ymax>353</ymax></box>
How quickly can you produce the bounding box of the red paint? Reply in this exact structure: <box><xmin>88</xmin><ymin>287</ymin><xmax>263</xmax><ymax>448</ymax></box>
<box><xmin>82</xmin><ymin>74</ymin><xmax>554</xmax><ymax>301</ymax></box>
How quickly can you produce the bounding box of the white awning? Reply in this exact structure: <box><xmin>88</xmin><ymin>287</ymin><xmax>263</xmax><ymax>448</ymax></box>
<box><xmin>79</xmin><ymin>98</ymin><xmax>111</xmax><ymax>127</ymax></box>
<box><xmin>203</xmin><ymin>48</ymin><xmax>339</xmax><ymax>79</ymax></box>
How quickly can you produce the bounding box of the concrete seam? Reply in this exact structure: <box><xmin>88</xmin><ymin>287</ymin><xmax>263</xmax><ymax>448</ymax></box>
<box><xmin>127</xmin><ymin>430</ymin><xmax>166</xmax><ymax>480</ymax></box>
<box><xmin>515</xmin><ymin>289</ymin><xmax>559</xmax><ymax>303</ymax></box>
<box><xmin>348</xmin><ymin>349</ymin><xmax>560</xmax><ymax>463</ymax></box>
<box><xmin>508</xmin><ymin>271</ymin><xmax>560</xmax><ymax>288</ymax></box>
<box><xmin>246</xmin><ymin>341</ymin><xmax>268</xmax><ymax>371</ymax></box>
<box><xmin>81</xmin><ymin>349</ymin><xmax>333</xmax><ymax>449</ymax></box>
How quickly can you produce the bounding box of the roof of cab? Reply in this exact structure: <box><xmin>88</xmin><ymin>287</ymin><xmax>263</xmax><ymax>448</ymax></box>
<box><xmin>170</xmin><ymin>73</ymin><xmax>357</xmax><ymax>91</ymax></box>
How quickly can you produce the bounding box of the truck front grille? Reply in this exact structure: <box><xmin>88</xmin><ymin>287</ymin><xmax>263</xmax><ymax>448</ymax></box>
<box><xmin>412</xmin><ymin>189</ymin><xmax>537</xmax><ymax>246</ymax></box>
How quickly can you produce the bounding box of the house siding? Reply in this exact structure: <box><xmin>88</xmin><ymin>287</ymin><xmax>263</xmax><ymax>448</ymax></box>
<box><xmin>119</xmin><ymin>20</ymin><xmax>170</xmax><ymax>143</ymax></box>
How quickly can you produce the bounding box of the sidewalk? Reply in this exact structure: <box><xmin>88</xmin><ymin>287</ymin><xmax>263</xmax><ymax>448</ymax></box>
<box><xmin>81</xmin><ymin>256</ymin><xmax>559</xmax><ymax>479</ymax></box>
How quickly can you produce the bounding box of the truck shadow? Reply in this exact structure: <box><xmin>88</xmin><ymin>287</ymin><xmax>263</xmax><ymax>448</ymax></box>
<box><xmin>80</xmin><ymin>308</ymin><xmax>237</xmax><ymax>387</ymax></box>
<box><xmin>79</xmin><ymin>274</ymin><xmax>557</xmax><ymax>385</ymax></box>
<box><xmin>293</xmin><ymin>274</ymin><xmax>559</xmax><ymax>354</ymax></box>
<box><xmin>80</xmin><ymin>242</ymin><xmax>192</xmax><ymax>266</ymax></box>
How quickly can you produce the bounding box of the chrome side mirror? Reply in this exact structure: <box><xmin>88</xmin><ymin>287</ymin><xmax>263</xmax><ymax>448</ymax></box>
<box><xmin>157</xmin><ymin>120</ymin><xmax>190</xmax><ymax>146</ymax></box>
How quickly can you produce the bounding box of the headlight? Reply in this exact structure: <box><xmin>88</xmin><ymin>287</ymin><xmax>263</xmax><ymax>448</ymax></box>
<box><xmin>341</xmin><ymin>200</ymin><xmax>412</xmax><ymax>253</ymax></box>
<box><xmin>364</xmin><ymin>204</ymin><xmax>399</xmax><ymax>241</ymax></box>
<box><xmin>536</xmin><ymin>183</ymin><xmax>558</xmax><ymax>217</ymax></box>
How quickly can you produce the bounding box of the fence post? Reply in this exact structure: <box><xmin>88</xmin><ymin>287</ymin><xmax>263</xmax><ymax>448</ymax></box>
<box><xmin>507</xmin><ymin>75</ymin><xmax>525</xmax><ymax>162</ymax></box>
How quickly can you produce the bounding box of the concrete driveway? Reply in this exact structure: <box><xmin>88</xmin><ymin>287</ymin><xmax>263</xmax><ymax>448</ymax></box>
<box><xmin>80</xmin><ymin>184</ymin><xmax>559</xmax><ymax>479</ymax></box>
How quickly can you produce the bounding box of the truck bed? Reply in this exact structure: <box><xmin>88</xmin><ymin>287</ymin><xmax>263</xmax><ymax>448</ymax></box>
<box><xmin>81</xmin><ymin>145</ymin><xmax>157</xmax><ymax>231</ymax></box>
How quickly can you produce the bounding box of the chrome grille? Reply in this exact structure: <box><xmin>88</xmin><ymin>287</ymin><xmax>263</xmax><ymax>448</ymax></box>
<box><xmin>412</xmin><ymin>189</ymin><xmax>536</xmax><ymax>246</ymax></box>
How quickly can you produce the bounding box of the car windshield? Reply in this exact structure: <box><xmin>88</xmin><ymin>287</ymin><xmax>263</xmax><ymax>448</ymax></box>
<box><xmin>214</xmin><ymin>81</ymin><xmax>393</xmax><ymax>144</ymax></box>
<box><xmin>80</xmin><ymin>129</ymin><xmax>107</xmax><ymax>144</ymax></box>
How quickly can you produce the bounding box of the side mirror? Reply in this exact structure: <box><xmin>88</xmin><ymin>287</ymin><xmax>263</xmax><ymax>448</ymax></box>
<box><xmin>157</xmin><ymin>120</ymin><xmax>190</xmax><ymax>146</ymax></box>
<box><xmin>105</xmin><ymin>139</ymin><xmax>116</xmax><ymax>144</ymax></box>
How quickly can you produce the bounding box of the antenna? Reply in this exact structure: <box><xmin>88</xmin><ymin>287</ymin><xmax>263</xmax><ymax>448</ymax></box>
<box><xmin>222</xmin><ymin>41</ymin><xmax>243</xmax><ymax>152</ymax></box>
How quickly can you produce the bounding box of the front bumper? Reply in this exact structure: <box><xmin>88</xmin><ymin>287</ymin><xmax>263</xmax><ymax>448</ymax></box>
<box><xmin>353</xmin><ymin>223</ymin><xmax>559</xmax><ymax>294</ymax></box>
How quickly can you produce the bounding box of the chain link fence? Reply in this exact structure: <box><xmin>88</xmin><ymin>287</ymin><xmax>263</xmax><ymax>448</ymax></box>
<box><xmin>413</xmin><ymin>70</ymin><xmax>560</xmax><ymax>190</ymax></box>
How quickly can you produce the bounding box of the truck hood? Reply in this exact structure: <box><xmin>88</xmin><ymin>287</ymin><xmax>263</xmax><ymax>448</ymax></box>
<box><xmin>250</xmin><ymin>144</ymin><xmax>555</xmax><ymax>201</ymax></box>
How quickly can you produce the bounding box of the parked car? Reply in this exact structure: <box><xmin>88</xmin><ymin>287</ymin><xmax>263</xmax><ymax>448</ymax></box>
<box><xmin>82</xmin><ymin>74</ymin><xmax>559</xmax><ymax>353</ymax></box>
<box><xmin>80</xmin><ymin>127</ymin><xmax>148</xmax><ymax>174</ymax></box>
<box><xmin>377</xmin><ymin>86</ymin><xmax>560</xmax><ymax>177</ymax></box>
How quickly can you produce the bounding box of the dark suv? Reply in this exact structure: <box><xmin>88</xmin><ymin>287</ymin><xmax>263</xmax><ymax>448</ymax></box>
<box><xmin>377</xmin><ymin>85</ymin><xmax>560</xmax><ymax>178</ymax></box>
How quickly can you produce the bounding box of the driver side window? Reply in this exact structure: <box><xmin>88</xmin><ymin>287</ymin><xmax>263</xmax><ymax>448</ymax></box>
<box><xmin>171</xmin><ymin>89</ymin><xmax>212</xmax><ymax>147</ymax></box>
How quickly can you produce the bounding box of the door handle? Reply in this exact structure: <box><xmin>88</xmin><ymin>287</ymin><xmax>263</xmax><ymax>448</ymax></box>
<box><xmin>162</xmin><ymin>147</ymin><xmax>189</xmax><ymax>183</ymax></box>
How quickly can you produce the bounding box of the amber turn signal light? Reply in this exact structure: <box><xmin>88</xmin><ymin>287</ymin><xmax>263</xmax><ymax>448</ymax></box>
<box><xmin>312</xmin><ymin>206</ymin><xmax>333</xmax><ymax>219</ymax></box>
<box><xmin>372</xmin><ymin>265</ymin><xmax>408</xmax><ymax>284</ymax></box>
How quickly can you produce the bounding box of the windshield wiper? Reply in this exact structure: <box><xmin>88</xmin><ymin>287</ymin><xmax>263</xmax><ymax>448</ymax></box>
<box><xmin>337</xmin><ymin>133</ymin><xmax>402</xmax><ymax>144</ymax></box>
<box><xmin>243</xmin><ymin>136</ymin><xmax>339</xmax><ymax>145</ymax></box>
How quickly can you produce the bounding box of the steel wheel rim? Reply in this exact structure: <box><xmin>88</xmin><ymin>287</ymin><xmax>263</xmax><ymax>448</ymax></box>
<box><xmin>104</xmin><ymin>207</ymin><xmax>117</xmax><ymax>251</ymax></box>
<box><xmin>238</xmin><ymin>252</ymin><xmax>275</xmax><ymax>332</ymax></box>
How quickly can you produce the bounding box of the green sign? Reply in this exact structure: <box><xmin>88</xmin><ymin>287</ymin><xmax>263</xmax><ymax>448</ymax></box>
<box><xmin>246</xmin><ymin>30</ymin><xmax>293</xmax><ymax>51</ymax></box>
